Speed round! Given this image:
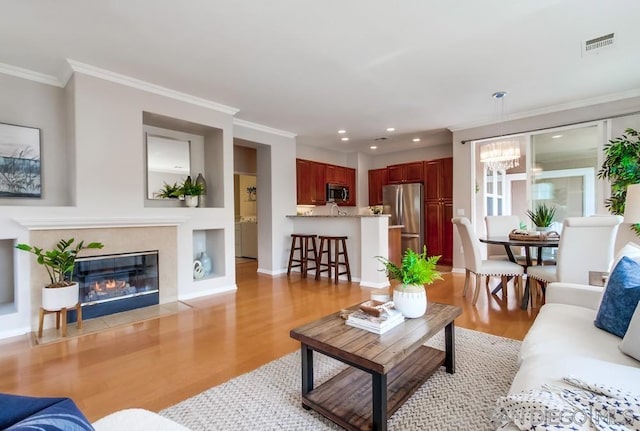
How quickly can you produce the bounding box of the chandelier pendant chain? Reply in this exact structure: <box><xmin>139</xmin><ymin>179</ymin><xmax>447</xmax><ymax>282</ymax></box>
<box><xmin>480</xmin><ymin>91</ymin><xmax>520</xmax><ymax>172</ymax></box>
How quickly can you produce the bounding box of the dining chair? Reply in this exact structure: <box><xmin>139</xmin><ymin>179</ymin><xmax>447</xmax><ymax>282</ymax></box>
<box><xmin>452</xmin><ymin>217</ymin><xmax>524</xmax><ymax>305</ymax></box>
<box><xmin>526</xmin><ymin>215</ymin><xmax>623</xmax><ymax>307</ymax></box>
<box><xmin>484</xmin><ymin>215</ymin><xmax>525</xmax><ymax>261</ymax></box>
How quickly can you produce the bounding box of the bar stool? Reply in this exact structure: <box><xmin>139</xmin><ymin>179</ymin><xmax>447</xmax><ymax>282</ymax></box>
<box><xmin>316</xmin><ymin>236</ymin><xmax>352</xmax><ymax>284</ymax></box>
<box><xmin>287</xmin><ymin>234</ymin><xmax>318</xmax><ymax>278</ymax></box>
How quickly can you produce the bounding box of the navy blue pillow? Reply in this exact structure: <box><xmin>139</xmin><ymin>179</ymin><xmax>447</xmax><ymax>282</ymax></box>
<box><xmin>594</xmin><ymin>256</ymin><xmax>640</xmax><ymax>337</ymax></box>
<box><xmin>0</xmin><ymin>393</ymin><xmax>94</xmax><ymax>431</ymax></box>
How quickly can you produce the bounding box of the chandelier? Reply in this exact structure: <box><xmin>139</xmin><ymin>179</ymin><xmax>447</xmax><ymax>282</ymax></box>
<box><xmin>480</xmin><ymin>91</ymin><xmax>520</xmax><ymax>172</ymax></box>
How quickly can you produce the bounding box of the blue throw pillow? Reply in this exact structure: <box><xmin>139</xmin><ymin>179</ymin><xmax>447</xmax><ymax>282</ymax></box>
<box><xmin>594</xmin><ymin>256</ymin><xmax>640</xmax><ymax>337</ymax></box>
<box><xmin>0</xmin><ymin>393</ymin><xmax>94</xmax><ymax>431</ymax></box>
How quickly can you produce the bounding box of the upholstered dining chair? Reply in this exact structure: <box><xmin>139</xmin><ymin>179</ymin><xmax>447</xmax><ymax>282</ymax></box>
<box><xmin>526</xmin><ymin>215</ymin><xmax>623</xmax><ymax>307</ymax></box>
<box><xmin>484</xmin><ymin>215</ymin><xmax>525</xmax><ymax>261</ymax></box>
<box><xmin>452</xmin><ymin>217</ymin><xmax>524</xmax><ymax>305</ymax></box>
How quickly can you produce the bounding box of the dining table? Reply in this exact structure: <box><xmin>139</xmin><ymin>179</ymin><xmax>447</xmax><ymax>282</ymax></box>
<box><xmin>479</xmin><ymin>235</ymin><xmax>560</xmax><ymax>310</ymax></box>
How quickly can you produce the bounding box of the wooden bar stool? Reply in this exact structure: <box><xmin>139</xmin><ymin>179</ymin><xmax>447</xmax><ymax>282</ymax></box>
<box><xmin>287</xmin><ymin>234</ymin><xmax>318</xmax><ymax>278</ymax></box>
<box><xmin>316</xmin><ymin>236</ymin><xmax>351</xmax><ymax>284</ymax></box>
<box><xmin>38</xmin><ymin>303</ymin><xmax>83</xmax><ymax>338</ymax></box>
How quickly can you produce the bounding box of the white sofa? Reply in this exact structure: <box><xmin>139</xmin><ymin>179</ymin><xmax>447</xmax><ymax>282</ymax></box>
<box><xmin>509</xmin><ymin>282</ymin><xmax>640</xmax><ymax>396</ymax></box>
<box><xmin>93</xmin><ymin>408</ymin><xmax>189</xmax><ymax>430</ymax></box>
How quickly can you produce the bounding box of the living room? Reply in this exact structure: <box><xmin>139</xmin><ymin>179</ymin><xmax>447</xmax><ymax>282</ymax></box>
<box><xmin>1</xmin><ymin>1</ymin><xmax>640</xmax><ymax>430</ymax></box>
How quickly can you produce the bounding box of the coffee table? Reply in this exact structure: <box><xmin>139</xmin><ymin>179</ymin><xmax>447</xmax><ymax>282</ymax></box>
<box><xmin>289</xmin><ymin>302</ymin><xmax>462</xmax><ymax>431</ymax></box>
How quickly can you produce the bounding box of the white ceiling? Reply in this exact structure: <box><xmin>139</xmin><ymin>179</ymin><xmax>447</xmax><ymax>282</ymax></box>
<box><xmin>1</xmin><ymin>0</ymin><xmax>639</xmax><ymax>154</ymax></box>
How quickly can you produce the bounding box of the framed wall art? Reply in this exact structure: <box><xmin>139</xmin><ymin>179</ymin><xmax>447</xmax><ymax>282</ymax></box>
<box><xmin>0</xmin><ymin>122</ymin><xmax>41</xmax><ymax>198</ymax></box>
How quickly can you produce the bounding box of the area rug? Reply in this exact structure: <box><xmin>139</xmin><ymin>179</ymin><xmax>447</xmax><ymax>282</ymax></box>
<box><xmin>161</xmin><ymin>327</ymin><xmax>520</xmax><ymax>430</ymax></box>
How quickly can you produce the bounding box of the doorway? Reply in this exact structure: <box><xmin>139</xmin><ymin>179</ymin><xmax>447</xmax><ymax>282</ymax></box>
<box><xmin>233</xmin><ymin>144</ymin><xmax>258</xmax><ymax>266</ymax></box>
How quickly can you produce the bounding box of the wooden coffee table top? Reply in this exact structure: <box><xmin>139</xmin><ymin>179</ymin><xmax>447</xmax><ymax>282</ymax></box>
<box><xmin>290</xmin><ymin>302</ymin><xmax>462</xmax><ymax>375</ymax></box>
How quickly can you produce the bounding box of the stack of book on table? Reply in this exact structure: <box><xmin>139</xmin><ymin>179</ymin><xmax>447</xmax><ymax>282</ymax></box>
<box><xmin>345</xmin><ymin>301</ymin><xmax>404</xmax><ymax>334</ymax></box>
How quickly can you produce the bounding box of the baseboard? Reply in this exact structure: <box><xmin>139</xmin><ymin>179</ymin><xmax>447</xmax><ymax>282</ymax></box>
<box><xmin>451</xmin><ymin>267</ymin><xmax>466</xmax><ymax>274</ymax></box>
<box><xmin>179</xmin><ymin>284</ymin><xmax>237</xmax><ymax>301</ymax></box>
<box><xmin>0</xmin><ymin>326</ymin><xmax>30</xmax><ymax>341</ymax></box>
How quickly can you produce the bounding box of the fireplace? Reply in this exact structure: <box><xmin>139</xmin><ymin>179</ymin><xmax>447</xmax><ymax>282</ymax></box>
<box><xmin>67</xmin><ymin>250</ymin><xmax>160</xmax><ymax>322</ymax></box>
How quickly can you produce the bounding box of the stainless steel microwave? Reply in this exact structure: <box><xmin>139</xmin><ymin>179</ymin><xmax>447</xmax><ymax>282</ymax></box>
<box><xmin>326</xmin><ymin>184</ymin><xmax>349</xmax><ymax>203</ymax></box>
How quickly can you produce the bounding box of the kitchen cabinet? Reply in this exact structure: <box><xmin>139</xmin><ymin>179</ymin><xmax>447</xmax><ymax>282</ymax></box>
<box><xmin>368</xmin><ymin>168</ymin><xmax>388</xmax><ymax>206</ymax></box>
<box><xmin>296</xmin><ymin>158</ymin><xmax>326</xmax><ymax>205</ymax></box>
<box><xmin>424</xmin><ymin>157</ymin><xmax>453</xmax><ymax>266</ymax></box>
<box><xmin>326</xmin><ymin>165</ymin><xmax>347</xmax><ymax>185</ymax></box>
<box><xmin>344</xmin><ymin>167</ymin><xmax>356</xmax><ymax>206</ymax></box>
<box><xmin>387</xmin><ymin>161</ymin><xmax>424</xmax><ymax>184</ymax></box>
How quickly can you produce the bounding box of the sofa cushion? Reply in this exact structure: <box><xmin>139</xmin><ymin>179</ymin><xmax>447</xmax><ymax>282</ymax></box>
<box><xmin>594</xmin><ymin>256</ymin><xmax>640</xmax><ymax>337</ymax></box>
<box><xmin>620</xmin><ymin>303</ymin><xmax>640</xmax><ymax>361</ymax></box>
<box><xmin>93</xmin><ymin>409</ymin><xmax>190</xmax><ymax>431</ymax></box>
<box><xmin>519</xmin><ymin>303</ymin><xmax>639</xmax><ymax>368</ymax></box>
<box><xmin>509</xmin><ymin>354</ymin><xmax>640</xmax><ymax>395</ymax></box>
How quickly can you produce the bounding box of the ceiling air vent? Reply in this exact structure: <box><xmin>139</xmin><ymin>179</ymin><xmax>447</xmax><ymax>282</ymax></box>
<box><xmin>374</xmin><ymin>137</ymin><xmax>388</xmax><ymax>141</ymax></box>
<box><xmin>583</xmin><ymin>33</ymin><xmax>614</xmax><ymax>56</ymax></box>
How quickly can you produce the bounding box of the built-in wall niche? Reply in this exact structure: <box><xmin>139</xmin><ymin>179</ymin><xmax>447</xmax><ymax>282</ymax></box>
<box><xmin>143</xmin><ymin>111</ymin><xmax>224</xmax><ymax>209</ymax></box>
<box><xmin>193</xmin><ymin>229</ymin><xmax>225</xmax><ymax>280</ymax></box>
<box><xmin>0</xmin><ymin>239</ymin><xmax>16</xmax><ymax>315</ymax></box>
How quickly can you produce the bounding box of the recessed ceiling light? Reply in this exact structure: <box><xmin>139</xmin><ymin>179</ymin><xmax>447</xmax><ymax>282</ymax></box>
<box><xmin>551</xmin><ymin>134</ymin><xmax>563</xmax><ymax>139</ymax></box>
<box><xmin>341</xmin><ymin>137</ymin><xmax>349</xmax><ymax>141</ymax></box>
<box><xmin>386</xmin><ymin>127</ymin><xmax>395</xmax><ymax>132</ymax></box>
<box><xmin>370</xmin><ymin>145</ymin><xmax>377</xmax><ymax>150</ymax></box>
<box><xmin>412</xmin><ymin>138</ymin><xmax>421</xmax><ymax>142</ymax></box>
<box><xmin>338</xmin><ymin>130</ymin><xmax>346</xmax><ymax>134</ymax></box>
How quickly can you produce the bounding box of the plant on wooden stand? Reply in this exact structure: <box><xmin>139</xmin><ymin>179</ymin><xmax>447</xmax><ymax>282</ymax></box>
<box><xmin>376</xmin><ymin>246</ymin><xmax>442</xmax><ymax>318</ymax></box>
<box><xmin>16</xmin><ymin>238</ymin><xmax>104</xmax><ymax>310</ymax></box>
<box><xmin>597</xmin><ymin>127</ymin><xmax>640</xmax><ymax>236</ymax></box>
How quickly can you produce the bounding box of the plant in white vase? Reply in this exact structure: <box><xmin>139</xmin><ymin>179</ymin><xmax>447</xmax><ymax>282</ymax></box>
<box><xmin>376</xmin><ymin>246</ymin><xmax>442</xmax><ymax>318</ymax></box>
<box><xmin>16</xmin><ymin>238</ymin><xmax>104</xmax><ymax>311</ymax></box>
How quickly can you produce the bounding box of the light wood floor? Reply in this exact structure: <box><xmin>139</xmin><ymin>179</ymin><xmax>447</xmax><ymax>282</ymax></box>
<box><xmin>0</xmin><ymin>262</ymin><xmax>538</xmax><ymax>421</ymax></box>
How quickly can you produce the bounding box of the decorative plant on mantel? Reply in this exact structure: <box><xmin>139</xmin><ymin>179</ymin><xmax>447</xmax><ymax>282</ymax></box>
<box><xmin>16</xmin><ymin>238</ymin><xmax>104</xmax><ymax>288</ymax></box>
<box><xmin>376</xmin><ymin>246</ymin><xmax>442</xmax><ymax>318</ymax></box>
<box><xmin>597</xmin><ymin>127</ymin><xmax>640</xmax><ymax>236</ymax></box>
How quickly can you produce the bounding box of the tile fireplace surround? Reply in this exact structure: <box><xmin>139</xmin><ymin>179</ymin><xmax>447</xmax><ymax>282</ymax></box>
<box><xmin>23</xmin><ymin>224</ymin><xmax>178</xmax><ymax>332</ymax></box>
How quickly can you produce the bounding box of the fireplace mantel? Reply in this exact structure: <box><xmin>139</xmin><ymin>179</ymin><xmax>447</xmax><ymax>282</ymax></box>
<box><xmin>14</xmin><ymin>217</ymin><xmax>189</xmax><ymax>230</ymax></box>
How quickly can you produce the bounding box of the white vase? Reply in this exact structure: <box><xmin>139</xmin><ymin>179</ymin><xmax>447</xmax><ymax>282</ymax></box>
<box><xmin>42</xmin><ymin>282</ymin><xmax>79</xmax><ymax>311</ymax></box>
<box><xmin>393</xmin><ymin>284</ymin><xmax>427</xmax><ymax>318</ymax></box>
<box><xmin>184</xmin><ymin>195</ymin><xmax>199</xmax><ymax>207</ymax></box>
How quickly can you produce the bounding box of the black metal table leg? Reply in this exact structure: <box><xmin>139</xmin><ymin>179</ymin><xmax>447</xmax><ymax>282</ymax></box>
<box><xmin>492</xmin><ymin>244</ymin><xmax>517</xmax><ymax>294</ymax></box>
<box><xmin>301</xmin><ymin>344</ymin><xmax>313</xmax><ymax>409</ymax></box>
<box><xmin>372</xmin><ymin>372</ymin><xmax>388</xmax><ymax>431</ymax></box>
<box><xmin>520</xmin><ymin>276</ymin><xmax>530</xmax><ymax>310</ymax></box>
<box><xmin>445</xmin><ymin>321</ymin><xmax>456</xmax><ymax>374</ymax></box>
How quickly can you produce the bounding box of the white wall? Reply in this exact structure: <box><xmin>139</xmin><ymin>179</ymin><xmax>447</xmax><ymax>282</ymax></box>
<box><xmin>370</xmin><ymin>144</ymin><xmax>453</xmax><ymax>169</ymax></box>
<box><xmin>296</xmin><ymin>144</ymin><xmax>350</xmax><ymax>167</ymax></box>
<box><xmin>452</xmin><ymin>97</ymin><xmax>640</xmax><ymax>269</ymax></box>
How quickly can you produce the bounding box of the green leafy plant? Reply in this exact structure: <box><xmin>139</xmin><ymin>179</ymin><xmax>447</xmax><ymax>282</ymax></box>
<box><xmin>376</xmin><ymin>246</ymin><xmax>442</xmax><ymax>286</ymax></box>
<box><xmin>597</xmin><ymin>127</ymin><xmax>640</xmax><ymax>236</ymax></box>
<box><xmin>157</xmin><ymin>181</ymin><xmax>182</xmax><ymax>199</ymax></box>
<box><xmin>180</xmin><ymin>176</ymin><xmax>204</xmax><ymax>196</ymax></box>
<box><xmin>526</xmin><ymin>203</ymin><xmax>556</xmax><ymax>228</ymax></box>
<box><xmin>16</xmin><ymin>238</ymin><xmax>104</xmax><ymax>288</ymax></box>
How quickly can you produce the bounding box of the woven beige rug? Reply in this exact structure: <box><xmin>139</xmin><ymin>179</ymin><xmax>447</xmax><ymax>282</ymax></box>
<box><xmin>161</xmin><ymin>327</ymin><xmax>520</xmax><ymax>430</ymax></box>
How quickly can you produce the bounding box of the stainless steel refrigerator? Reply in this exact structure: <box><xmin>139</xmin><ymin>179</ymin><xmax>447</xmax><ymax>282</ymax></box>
<box><xmin>382</xmin><ymin>183</ymin><xmax>424</xmax><ymax>254</ymax></box>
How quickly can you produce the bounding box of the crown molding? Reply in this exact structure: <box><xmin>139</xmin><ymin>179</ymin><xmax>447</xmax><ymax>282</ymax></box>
<box><xmin>448</xmin><ymin>88</ymin><xmax>640</xmax><ymax>132</ymax></box>
<box><xmin>67</xmin><ymin>59</ymin><xmax>240</xmax><ymax>115</ymax></box>
<box><xmin>0</xmin><ymin>62</ymin><xmax>63</xmax><ymax>87</ymax></box>
<box><xmin>233</xmin><ymin>118</ymin><xmax>297</xmax><ymax>138</ymax></box>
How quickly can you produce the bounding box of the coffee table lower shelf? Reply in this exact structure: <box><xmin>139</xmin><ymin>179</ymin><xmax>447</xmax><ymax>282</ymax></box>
<box><xmin>303</xmin><ymin>345</ymin><xmax>446</xmax><ymax>431</ymax></box>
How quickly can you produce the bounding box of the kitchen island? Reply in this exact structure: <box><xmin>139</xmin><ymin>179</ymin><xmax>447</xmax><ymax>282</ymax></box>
<box><xmin>286</xmin><ymin>214</ymin><xmax>392</xmax><ymax>288</ymax></box>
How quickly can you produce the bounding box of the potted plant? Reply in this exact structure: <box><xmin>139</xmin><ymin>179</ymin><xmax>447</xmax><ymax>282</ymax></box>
<box><xmin>526</xmin><ymin>203</ymin><xmax>556</xmax><ymax>231</ymax></box>
<box><xmin>597</xmin><ymin>127</ymin><xmax>640</xmax><ymax>236</ymax></box>
<box><xmin>376</xmin><ymin>246</ymin><xmax>442</xmax><ymax>318</ymax></box>
<box><xmin>16</xmin><ymin>238</ymin><xmax>104</xmax><ymax>311</ymax></box>
<box><xmin>180</xmin><ymin>176</ymin><xmax>204</xmax><ymax>207</ymax></box>
<box><xmin>157</xmin><ymin>181</ymin><xmax>182</xmax><ymax>199</ymax></box>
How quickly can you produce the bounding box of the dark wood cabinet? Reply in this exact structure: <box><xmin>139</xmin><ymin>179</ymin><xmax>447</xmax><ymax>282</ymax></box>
<box><xmin>368</xmin><ymin>168</ymin><xmax>388</xmax><ymax>206</ymax></box>
<box><xmin>387</xmin><ymin>161</ymin><xmax>423</xmax><ymax>184</ymax></box>
<box><xmin>423</xmin><ymin>158</ymin><xmax>453</xmax><ymax>266</ymax></box>
<box><xmin>326</xmin><ymin>165</ymin><xmax>347</xmax><ymax>185</ymax></box>
<box><xmin>296</xmin><ymin>158</ymin><xmax>326</xmax><ymax>205</ymax></box>
<box><xmin>344</xmin><ymin>168</ymin><xmax>356</xmax><ymax>206</ymax></box>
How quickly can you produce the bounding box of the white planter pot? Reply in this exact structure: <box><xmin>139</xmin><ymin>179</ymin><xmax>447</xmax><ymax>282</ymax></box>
<box><xmin>184</xmin><ymin>195</ymin><xmax>199</xmax><ymax>207</ymax></box>
<box><xmin>42</xmin><ymin>282</ymin><xmax>79</xmax><ymax>311</ymax></box>
<box><xmin>393</xmin><ymin>284</ymin><xmax>427</xmax><ymax>318</ymax></box>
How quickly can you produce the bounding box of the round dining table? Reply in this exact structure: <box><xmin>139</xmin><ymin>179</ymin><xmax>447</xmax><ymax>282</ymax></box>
<box><xmin>479</xmin><ymin>235</ymin><xmax>560</xmax><ymax>309</ymax></box>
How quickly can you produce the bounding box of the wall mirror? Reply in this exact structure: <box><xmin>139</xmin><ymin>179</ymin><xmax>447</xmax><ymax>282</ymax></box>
<box><xmin>146</xmin><ymin>134</ymin><xmax>191</xmax><ymax>199</ymax></box>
